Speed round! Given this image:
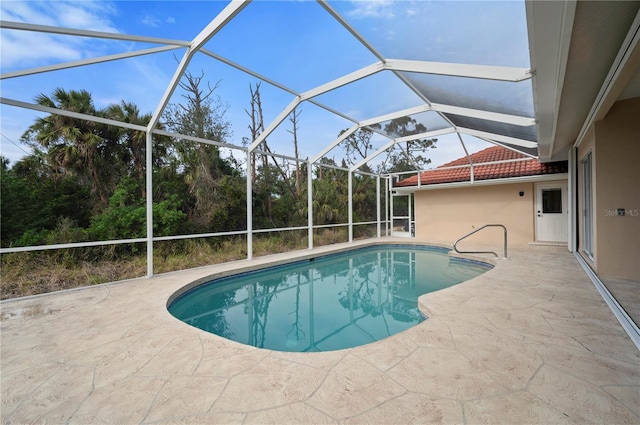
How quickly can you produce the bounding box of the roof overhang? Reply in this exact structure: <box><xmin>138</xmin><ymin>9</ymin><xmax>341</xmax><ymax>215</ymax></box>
<box><xmin>528</xmin><ymin>1</ymin><xmax>640</xmax><ymax>162</ymax></box>
<box><xmin>393</xmin><ymin>173</ymin><xmax>568</xmax><ymax>193</ymax></box>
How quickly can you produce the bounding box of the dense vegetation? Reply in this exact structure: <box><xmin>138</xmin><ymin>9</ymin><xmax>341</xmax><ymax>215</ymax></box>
<box><xmin>0</xmin><ymin>73</ymin><xmax>435</xmax><ymax>299</ymax></box>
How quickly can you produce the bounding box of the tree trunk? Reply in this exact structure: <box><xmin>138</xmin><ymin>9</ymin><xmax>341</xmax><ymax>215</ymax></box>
<box><xmin>288</xmin><ymin>107</ymin><xmax>302</xmax><ymax>197</ymax></box>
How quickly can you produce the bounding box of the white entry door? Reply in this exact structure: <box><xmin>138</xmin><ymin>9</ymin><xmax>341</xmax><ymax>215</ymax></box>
<box><xmin>535</xmin><ymin>182</ymin><xmax>568</xmax><ymax>242</ymax></box>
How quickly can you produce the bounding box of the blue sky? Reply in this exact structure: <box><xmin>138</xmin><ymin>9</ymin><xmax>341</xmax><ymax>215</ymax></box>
<box><xmin>0</xmin><ymin>0</ymin><xmax>531</xmax><ymax>168</ymax></box>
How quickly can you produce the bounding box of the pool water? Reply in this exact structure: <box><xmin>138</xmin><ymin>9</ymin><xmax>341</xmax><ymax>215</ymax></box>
<box><xmin>168</xmin><ymin>245</ymin><xmax>492</xmax><ymax>352</ymax></box>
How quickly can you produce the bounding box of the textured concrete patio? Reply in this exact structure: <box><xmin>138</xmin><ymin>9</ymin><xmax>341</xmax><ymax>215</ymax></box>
<box><xmin>1</xmin><ymin>241</ymin><xmax>639</xmax><ymax>424</ymax></box>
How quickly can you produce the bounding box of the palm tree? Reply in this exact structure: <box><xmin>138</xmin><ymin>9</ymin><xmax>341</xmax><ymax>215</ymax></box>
<box><xmin>23</xmin><ymin>88</ymin><xmax>109</xmax><ymax>206</ymax></box>
<box><xmin>105</xmin><ymin>101</ymin><xmax>152</xmax><ymax>198</ymax></box>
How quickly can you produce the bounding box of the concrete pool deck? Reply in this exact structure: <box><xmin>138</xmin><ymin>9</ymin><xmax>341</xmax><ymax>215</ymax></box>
<box><xmin>1</xmin><ymin>241</ymin><xmax>639</xmax><ymax>424</ymax></box>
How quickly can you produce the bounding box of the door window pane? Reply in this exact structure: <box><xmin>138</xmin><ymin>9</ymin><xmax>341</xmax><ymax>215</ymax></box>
<box><xmin>542</xmin><ymin>189</ymin><xmax>562</xmax><ymax>213</ymax></box>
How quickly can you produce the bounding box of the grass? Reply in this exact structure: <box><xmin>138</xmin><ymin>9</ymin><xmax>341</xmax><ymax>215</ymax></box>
<box><xmin>0</xmin><ymin>251</ymin><xmax>147</xmax><ymax>300</ymax></box>
<box><xmin>0</xmin><ymin>228</ymin><xmax>354</xmax><ymax>300</ymax></box>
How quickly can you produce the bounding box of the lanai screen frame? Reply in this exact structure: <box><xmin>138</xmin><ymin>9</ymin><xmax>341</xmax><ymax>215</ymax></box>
<box><xmin>0</xmin><ymin>0</ymin><xmax>538</xmax><ymax>278</ymax></box>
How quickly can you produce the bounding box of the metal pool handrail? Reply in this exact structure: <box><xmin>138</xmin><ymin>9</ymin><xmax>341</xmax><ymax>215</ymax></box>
<box><xmin>453</xmin><ymin>224</ymin><xmax>507</xmax><ymax>259</ymax></box>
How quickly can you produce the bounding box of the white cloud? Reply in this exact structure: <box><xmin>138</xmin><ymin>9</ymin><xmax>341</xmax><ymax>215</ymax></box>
<box><xmin>385</xmin><ymin>30</ymin><xmax>395</xmax><ymax>42</ymax></box>
<box><xmin>55</xmin><ymin>2</ymin><xmax>119</xmax><ymax>33</ymax></box>
<box><xmin>1</xmin><ymin>1</ymin><xmax>118</xmax><ymax>32</ymax></box>
<box><xmin>140</xmin><ymin>13</ymin><xmax>176</xmax><ymax>27</ymax></box>
<box><xmin>0</xmin><ymin>1</ymin><xmax>119</xmax><ymax>69</ymax></box>
<box><xmin>141</xmin><ymin>14</ymin><xmax>160</xmax><ymax>28</ymax></box>
<box><xmin>0</xmin><ymin>1</ymin><xmax>57</xmax><ymax>26</ymax></box>
<box><xmin>1</xmin><ymin>31</ymin><xmax>82</xmax><ymax>68</ymax></box>
<box><xmin>346</xmin><ymin>0</ymin><xmax>396</xmax><ymax>19</ymax></box>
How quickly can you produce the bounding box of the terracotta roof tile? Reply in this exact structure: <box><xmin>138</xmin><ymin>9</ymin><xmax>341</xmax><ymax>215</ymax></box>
<box><xmin>394</xmin><ymin>146</ymin><xmax>568</xmax><ymax>187</ymax></box>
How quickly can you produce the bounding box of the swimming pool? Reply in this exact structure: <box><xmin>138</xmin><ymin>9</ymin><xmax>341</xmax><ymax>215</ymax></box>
<box><xmin>168</xmin><ymin>245</ymin><xmax>492</xmax><ymax>352</ymax></box>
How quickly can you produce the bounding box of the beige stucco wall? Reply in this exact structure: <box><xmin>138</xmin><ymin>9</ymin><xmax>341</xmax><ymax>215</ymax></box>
<box><xmin>413</xmin><ymin>182</ymin><xmax>537</xmax><ymax>248</ymax></box>
<box><xmin>592</xmin><ymin>98</ymin><xmax>640</xmax><ymax>281</ymax></box>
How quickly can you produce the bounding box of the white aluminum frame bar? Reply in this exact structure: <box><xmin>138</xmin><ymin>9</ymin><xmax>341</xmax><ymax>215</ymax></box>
<box><xmin>429</xmin><ymin>157</ymin><xmax>533</xmax><ymax>171</ymax></box>
<box><xmin>1</xmin><ymin>46</ymin><xmax>182</xmax><ymax>80</ymax></box>
<box><xmin>308</xmin><ymin>164</ymin><xmax>314</xmax><ymax>249</ymax></box>
<box><xmin>457</xmin><ymin>127</ymin><xmax>538</xmax><ymax>149</ymax></box>
<box><xmin>385</xmin><ymin>59</ymin><xmax>532</xmax><ymax>82</ymax></box>
<box><xmin>152</xmin><ymin>129</ymin><xmax>246</xmax><ymax>151</ymax></box>
<box><xmin>148</xmin><ymin>0</ymin><xmax>249</xmax><ymax>131</ymax></box>
<box><xmin>348</xmin><ymin>171</ymin><xmax>353</xmax><ymax>242</ymax></box>
<box><xmin>309</xmin><ymin>124</ymin><xmax>358</xmax><ymax>164</ymax></box>
<box><xmin>0</xmin><ymin>20</ymin><xmax>190</xmax><ymax>46</ymax></box>
<box><xmin>146</xmin><ymin>131</ymin><xmax>154</xmax><ymax>277</ymax></box>
<box><xmin>146</xmin><ymin>0</ymin><xmax>249</xmax><ymax>273</ymax></box>
<box><xmin>390</xmin><ymin>169</ymin><xmax>422</xmax><ymax>178</ymax></box>
<box><xmin>353</xmin><ymin>169</ymin><xmax>380</xmax><ymax>178</ymax></box>
<box><xmin>300</xmin><ymin>62</ymin><xmax>384</xmax><ymax>100</ymax></box>
<box><xmin>376</xmin><ymin>176</ymin><xmax>381</xmax><ymax>238</ymax></box>
<box><xmin>323</xmin><ymin>2</ymin><xmax>432</xmax><ymax>113</ymax></box>
<box><xmin>248</xmin><ymin>97</ymin><xmax>301</xmax><ymax>152</ymax></box>
<box><xmin>394</xmin><ymin>128</ymin><xmax>454</xmax><ymax>143</ymax></box>
<box><xmin>359</xmin><ymin>105</ymin><xmax>430</xmax><ymax>127</ymax></box>
<box><xmin>202</xmin><ymin>48</ymin><xmax>298</xmax><ymax>96</ymax></box>
<box><xmin>357</xmin><ymin>104</ymin><xmax>534</xmax><ymax>154</ymax></box>
<box><xmin>0</xmin><ymin>1</ymin><xmax>547</xmax><ymax>282</ymax></box>
<box><xmin>352</xmin><ymin>221</ymin><xmax>378</xmax><ymax>226</ymax></box>
<box><xmin>350</xmin><ymin>139</ymin><xmax>396</xmax><ymax>172</ymax></box>
<box><xmin>393</xmin><ymin>173</ymin><xmax>569</xmax><ymax>193</ymax></box>
<box><xmin>313</xmin><ymin>223</ymin><xmax>349</xmax><ymax>229</ymax></box>
<box><xmin>430</xmin><ymin>103</ymin><xmax>536</xmax><ymax>126</ymax></box>
<box><xmin>1</xmin><ymin>97</ymin><xmax>147</xmax><ymax>131</ymax></box>
<box><xmin>314</xmin><ymin>161</ymin><xmax>351</xmax><ymax>173</ymax></box>
<box><xmin>252</xmin><ymin>225</ymin><xmax>308</xmax><ymax>234</ymax></box>
<box><xmin>246</xmin><ymin>150</ymin><xmax>253</xmax><ymax>260</ymax></box>
<box><xmin>153</xmin><ymin>230</ymin><xmax>246</xmax><ymax>241</ymax></box>
<box><xmin>202</xmin><ymin>48</ymin><xmax>359</xmax><ymax>125</ymax></box>
<box><xmin>457</xmin><ymin>133</ymin><xmax>473</xmax><ymax>183</ymax></box>
<box><xmin>322</xmin><ymin>2</ymin><xmax>436</xmax><ymax>115</ymax></box>
<box><xmin>252</xmin><ymin>149</ymin><xmax>304</xmax><ymax>164</ymax></box>
<box><xmin>148</xmin><ymin>54</ymin><xmax>197</xmax><ymax>130</ymax></box>
<box><xmin>392</xmin><ymin>70</ymin><xmax>434</xmax><ymax>106</ymax></box>
<box><xmin>317</xmin><ymin>0</ymin><xmax>386</xmax><ymax>62</ymax></box>
<box><xmin>250</xmin><ymin>61</ymin><xmax>385</xmax><ymax>154</ymax></box>
<box><xmin>390</xmin><ymin>155</ymin><xmax>537</xmax><ymax>190</ymax></box>
<box><xmin>349</xmin><ymin>128</ymin><xmax>456</xmax><ymax>172</ymax></box>
<box><xmin>475</xmin><ymin>136</ymin><xmax>539</xmax><ymax>159</ymax></box>
<box><xmin>319</xmin><ymin>0</ymin><xmax>438</xmax><ymax>123</ymax></box>
<box><xmin>0</xmin><ymin>238</ymin><xmax>146</xmax><ymax>254</ymax></box>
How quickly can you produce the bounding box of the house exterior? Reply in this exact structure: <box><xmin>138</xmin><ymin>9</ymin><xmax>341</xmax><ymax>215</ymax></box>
<box><xmin>393</xmin><ymin>146</ymin><xmax>569</xmax><ymax>246</ymax></box>
<box><xmin>391</xmin><ymin>0</ymin><xmax>640</xmax><ymax>339</ymax></box>
<box><xmin>575</xmin><ymin>98</ymin><xmax>639</xmax><ymax>283</ymax></box>
<box><xmin>526</xmin><ymin>1</ymin><xmax>639</xmax><ymax>337</ymax></box>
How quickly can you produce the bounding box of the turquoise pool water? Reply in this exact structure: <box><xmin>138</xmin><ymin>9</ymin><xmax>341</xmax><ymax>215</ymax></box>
<box><xmin>168</xmin><ymin>245</ymin><xmax>492</xmax><ymax>352</ymax></box>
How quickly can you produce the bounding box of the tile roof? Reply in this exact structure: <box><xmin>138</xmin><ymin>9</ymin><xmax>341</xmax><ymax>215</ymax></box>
<box><xmin>394</xmin><ymin>146</ymin><xmax>568</xmax><ymax>188</ymax></box>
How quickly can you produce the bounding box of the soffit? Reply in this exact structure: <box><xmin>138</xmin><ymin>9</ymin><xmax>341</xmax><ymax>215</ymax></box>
<box><xmin>531</xmin><ymin>0</ymin><xmax>640</xmax><ymax>162</ymax></box>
